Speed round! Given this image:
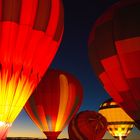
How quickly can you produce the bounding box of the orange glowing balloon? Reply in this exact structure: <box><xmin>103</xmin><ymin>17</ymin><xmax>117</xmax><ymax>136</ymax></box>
<box><xmin>25</xmin><ymin>69</ymin><xmax>83</xmax><ymax>140</ymax></box>
<box><xmin>0</xmin><ymin>0</ymin><xmax>64</xmax><ymax>139</ymax></box>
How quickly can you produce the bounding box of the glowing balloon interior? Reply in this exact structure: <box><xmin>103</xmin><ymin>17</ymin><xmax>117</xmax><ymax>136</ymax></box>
<box><xmin>99</xmin><ymin>99</ymin><xmax>134</xmax><ymax>140</ymax></box>
<box><xmin>0</xmin><ymin>122</ymin><xmax>11</xmax><ymax>140</ymax></box>
<box><xmin>0</xmin><ymin>0</ymin><xmax>64</xmax><ymax>138</ymax></box>
<box><xmin>25</xmin><ymin>69</ymin><xmax>83</xmax><ymax>140</ymax></box>
<box><xmin>88</xmin><ymin>0</ymin><xmax>140</xmax><ymax>129</ymax></box>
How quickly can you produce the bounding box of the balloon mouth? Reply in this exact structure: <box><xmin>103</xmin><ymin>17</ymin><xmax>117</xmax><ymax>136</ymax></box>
<box><xmin>0</xmin><ymin>121</ymin><xmax>12</xmax><ymax>127</ymax></box>
<box><xmin>0</xmin><ymin>121</ymin><xmax>12</xmax><ymax>139</ymax></box>
<box><xmin>43</xmin><ymin>131</ymin><xmax>61</xmax><ymax>136</ymax></box>
<box><xmin>43</xmin><ymin>131</ymin><xmax>61</xmax><ymax>138</ymax></box>
<box><xmin>114</xmin><ymin>136</ymin><xmax>126</xmax><ymax>138</ymax></box>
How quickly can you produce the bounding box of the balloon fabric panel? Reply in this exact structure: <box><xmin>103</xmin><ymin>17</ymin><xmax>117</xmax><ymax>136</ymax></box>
<box><xmin>25</xmin><ymin>69</ymin><xmax>83</xmax><ymax>137</ymax></box>
<box><xmin>0</xmin><ymin>0</ymin><xmax>64</xmax><ymax>138</ymax></box>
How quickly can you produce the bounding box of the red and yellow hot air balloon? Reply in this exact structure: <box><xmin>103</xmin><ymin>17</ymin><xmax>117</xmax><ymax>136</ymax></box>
<box><xmin>99</xmin><ymin>99</ymin><xmax>134</xmax><ymax>140</ymax></box>
<box><xmin>25</xmin><ymin>69</ymin><xmax>83</xmax><ymax>140</ymax></box>
<box><xmin>68</xmin><ymin>110</ymin><xmax>107</xmax><ymax>140</ymax></box>
<box><xmin>88</xmin><ymin>0</ymin><xmax>140</xmax><ymax>129</ymax></box>
<box><xmin>0</xmin><ymin>0</ymin><xmax>64</xmax><ymax>139</ymax></box>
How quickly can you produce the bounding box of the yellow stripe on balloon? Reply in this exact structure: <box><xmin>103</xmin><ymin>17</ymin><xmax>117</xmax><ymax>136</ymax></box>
<box><xmin>37</xmin><ymin>105</ymin><xmax>49</xmax><ymax>131</ymax></box>
<box><xmin>0</xmin><ymin>72</ymin><xmax>37</xmax><ymax>123</ymax></box>
<box><xmin>9</xmin><ymin>80</ymin><xmax>34</xmax><ymax>122</ymax></box>
<box><xmin>5</xmin><ymin>73</ymin><xmax>19</xmax><ymax>121</ymax></box>
<box><xmin>1</xmin><ymin>71</ymin><xmax>8</xmax><ymax>120</ymax></box>
<box><xmin>55</xmin><ymin>74</ymin><xmax>69</xmax><ymax>131</ymax></box>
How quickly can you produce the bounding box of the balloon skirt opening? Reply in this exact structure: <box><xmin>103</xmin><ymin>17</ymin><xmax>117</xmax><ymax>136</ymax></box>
<box><xmin>0</xmin><ymin>121</ymin><xmax>11</xmax><ymax>140</ymax></box>
<box><xmin>115</xmin><ymin>136</ymin><xmax>126</xmax><ymax>140</ymax></box>
<box><xmin>43</xmin><ymin>131</ymin><xmax>61</xmax><ymax>140</ymax></box>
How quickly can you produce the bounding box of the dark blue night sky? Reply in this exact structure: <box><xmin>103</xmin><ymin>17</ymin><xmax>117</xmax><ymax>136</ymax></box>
<box><xmin>8</xmin><ymin>0</ymin><xmax>140</xmax><ymax>139</ymax></box>
<box><xmin>51</xmin><ymin>0</ymin><xmax>118</xmax><ymax>111</ymax></box>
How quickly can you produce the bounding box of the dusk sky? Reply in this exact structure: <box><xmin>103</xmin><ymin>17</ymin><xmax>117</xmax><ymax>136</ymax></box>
<box><xmin>7</xmin><ymin>0</ymin><xmax>140</xmax><ymax>139</ymax></box>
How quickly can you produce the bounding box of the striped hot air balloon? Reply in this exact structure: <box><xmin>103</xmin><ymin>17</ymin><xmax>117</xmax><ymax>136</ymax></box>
<box><xmin>25</xmin><ymin>69</ymin><xmax>83</xmax><ymax>140</ymax></box>
<box><xmin>88</xmin><ymin>0</ymin><xmax>140</xmax><ymax>130</ymax></box>
<box><xmin>68</xmin><ymin>110</ymin><xmax>107</xmax><ymax>140</ymax></box>
<box><xmin>0</xmin><ymin>0</ymin><xmax>64</xmax><ymax>139</ymax></box>
<box><xmin>99</xmin><ymin>99</ymin><xmax>134</xmax><ymax>140</ymax></box>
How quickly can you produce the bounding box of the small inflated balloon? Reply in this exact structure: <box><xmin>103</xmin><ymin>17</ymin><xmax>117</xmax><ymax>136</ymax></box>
<box><xmin>99</xmin><ymin>99</ymin><xmax>134</xmax><ymax>140</ymax></box>
<box><xmin>25</xmin><ymin>69</ymin><xmax>83</xmax><ymax>140</ymax></box>
<box><xmin>0</xmin><ymin>0</ymin><xmax>64</xmax><ymax>139</ymax></box>
<box><xmin>68</xmin><ymin>110</ymin><xmax>107</xmax><ymax>140</ymax></box>
<box><xmin>88</xmin><ymin>0</ymin><xmax>140</xmax><ymax>129</ymax></box>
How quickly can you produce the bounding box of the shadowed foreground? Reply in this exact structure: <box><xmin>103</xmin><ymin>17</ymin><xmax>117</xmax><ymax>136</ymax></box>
<box><xmin>7</xmin><ymin>138</ymin><xmax>69</xmax><ymax>140</ymax></box>
<box><xmin>7</xmin><ymin>138</ymin><xmax>112</xmax><ymax>140</ymax></box>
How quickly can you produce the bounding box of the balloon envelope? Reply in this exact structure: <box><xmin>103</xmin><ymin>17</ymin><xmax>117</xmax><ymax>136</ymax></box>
<box><xmin>68</xmin><ymin>110</ymin><xmax>107</xmax><ymax>140</ymax></box>
<box><xmin>25</xmin><ymin>69</ymin><xmax>83</xmax><ymax>140</ymax></box>
<box><xmin>88</xmin><ymin>0</ymin><xmax>140</xmax><ymax>129</ymax></box>
<box><xmin>0</xmin><ymin>0</ymin><xmax>63</xmax><ymax>138</ymax></box>
<box><xmin>99</xmin><ymin>99</ymin><xmax>134</xmax><ymax>140</ymax></box>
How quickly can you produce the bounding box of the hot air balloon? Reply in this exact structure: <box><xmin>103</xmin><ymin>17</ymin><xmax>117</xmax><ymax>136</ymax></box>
<box><xmin>88</xmin><ymin>0</ymin><xmax>140</xmax><ymax>129</ymax></box>
<box><xmin>68</xmin><ymin>110</ymin><xmax>107</xmax><ymax>140</ymax></box>
<box><xmin>24</xmin><ymin>69</ymin><xmax>83</xmax><ymax>140</ymax></box>
<box><xmin>99</xmin><ymin>99</ymin><xmax>134</xmax><ymax>140</ymax></box>
<box><xmin>0</xmin><ymin>0</ymin><xmax>64</xmax><ymax>139</ymax></box>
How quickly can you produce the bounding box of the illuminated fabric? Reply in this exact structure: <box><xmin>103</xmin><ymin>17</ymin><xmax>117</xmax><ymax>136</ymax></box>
<box><xmin>0</xmin><ymin>0</ymin><xmax>64</xmax><ymax>138</ymax></box>
<box><xmin>99</xmin><ymin>99</ymin><xmax>134</xmax><ymax>139</ymax></box>
<box><xmin>88</xmin><ymin>0</ymin><xmax>140</xmax><ymax>129</ymax></box>
<box><xmin>68</xmin><ymin>110</ymin><xmax>107</xmax><ymax>140</ymax></box>
<box><xmin>25</xmin><ymin>69</ymin><xmax>83</xmax><ymax>140</ymax></box>
<box><xmin>0</xmin><ymin>122</ymin><xmax>11</xmax><ymax>140</ymax></box>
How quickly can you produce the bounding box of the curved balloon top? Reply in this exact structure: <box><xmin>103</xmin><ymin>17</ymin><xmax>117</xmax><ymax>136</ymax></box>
<box><xmin>68</xmin><ymin>110</ymin><xmax>107</xmax><ymax>140</ymax></box>
<box><xmin>0</xmin><ymin>0</ymin><xmax>64</xmax><ymax>138</ymax></box>
<box><xmin>88</xmin><ymin>0</ymin><xmax>140</xmax><ymax>129</ymax></box>
<box><xmin>99</xmin><ymin>99</ymin><xmax>134</xmax><ymax>139</ymax></box>
<box><xmin>25</xmin><ymin>69</ymin><xmax>83</xmax><ymax>140</ymax></box>
<box><xmin>0</xmin><ymin>0</ymin><xmax>64</xmax><ymax>78</ymax></box>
